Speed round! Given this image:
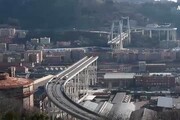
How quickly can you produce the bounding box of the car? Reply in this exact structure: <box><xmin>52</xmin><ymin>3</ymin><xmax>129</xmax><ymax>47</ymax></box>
<box><xmin>52</xmin><ymin>81</ymin><xmax>56</xmax><ymax>83</ymax></box>
<box><xmin>62</xmin><ymin>76</ymin><xmax>68</xmax><ymax>80</ymax></box>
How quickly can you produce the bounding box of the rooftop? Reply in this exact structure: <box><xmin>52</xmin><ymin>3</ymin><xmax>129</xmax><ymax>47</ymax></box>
<box><xmin>83</xmin><ymin>101</ymin><xmax>98</xmax><ymax>111</ymax></box>
<box><xmin>112</xmin><ymin>92</ymin><xmax>126</xmax><ymax>104</ymax></box>
<box><xmin>157</xmin><ymin>97</ymin><xmax>173</xmax><ymax>108</ymax></box>
<box><xmin>130</xmin><ymin>108</ymin><xmax>157</xmax><ymax>120</ymax></box>
<box><xmin>111</xmin><ymin>102</ymin><xmax>135</xmax><ymax>119</ymax></box>
<box><xmin>149</xmin><ymin>73</ymin><xmax>172</xmax><ymax>76</ymax></box>
<box><xmin>104</xmin><ymin>73</ymin><xmax>135</xmax><ymax>79</ymax></box>
<box><xmin>0</xmin><ymin>73</ymin><xmax>32</xmax><ymax>89</ymax></box>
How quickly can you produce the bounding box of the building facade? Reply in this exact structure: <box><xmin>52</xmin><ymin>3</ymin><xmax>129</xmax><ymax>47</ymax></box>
<box><xmin>135</xmin><ymin>73</ymin><xmax>175</xmax><ymax>88</ymax></box>
<box><xmin>24</xmin><ymin>50</ymin><xmax>43</xmax><ymax>63</ymax></box>
<box><xmin>0</xmin><ymin>72</ymin><xmax>34</xmax><ymax>109</ymax></box>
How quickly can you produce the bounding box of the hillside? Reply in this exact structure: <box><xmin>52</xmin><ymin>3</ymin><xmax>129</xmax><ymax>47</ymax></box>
<box><xmin>0</xmin><ymin>0</ymin><xmax>180</xmax><ymax>33</ymax></box>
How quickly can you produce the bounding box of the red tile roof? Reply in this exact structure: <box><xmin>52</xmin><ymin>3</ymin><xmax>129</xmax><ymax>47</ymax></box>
<box><xmin>0</xmin><ymin>76</ymin><xmax>32</xmax><ymax>89</ymax></box>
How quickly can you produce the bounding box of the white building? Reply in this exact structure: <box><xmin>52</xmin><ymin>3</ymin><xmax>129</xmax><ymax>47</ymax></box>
<box><xmin>103</xmin><ymin>73</ymin><xmax>135</xmax><ymax>89</ymax></box>
<box><xmin>0</xmin><ymin>28</ymin><xmax>16</xmax><ymax>37</ymax></box>
<box><xmin>0</xmin><ymin>43</ymin><xmax>7</xmax><ymax>52</ymax></box>
<box><xmin>40</xmin><ymin>37</ymin><xmax>50</xmax><ymax>45</ymax></box>
<box><xmin>31</xmin><ymin>38</ymin><xmax>39</xmax><ymax>44</ymax></box>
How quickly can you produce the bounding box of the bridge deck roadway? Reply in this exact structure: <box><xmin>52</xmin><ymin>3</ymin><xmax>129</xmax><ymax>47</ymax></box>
<box><xmin>46</xmin><ymin>56</ymin><xmax>102</xmax><ymax>120</ymax></box>
<box><xmin>131</xmin><ymin>27</ymin><xmax>177</xmax><ymax>31</ymax></box>
<box><xmin>108</xmin><ymin>33</ymin><xmax>128</xmax><ymax>44</ymax></box>
<box><xmin>64</xmin><ymin>56</ymin><xmax>98</xmax><ymax>85</ymax></box>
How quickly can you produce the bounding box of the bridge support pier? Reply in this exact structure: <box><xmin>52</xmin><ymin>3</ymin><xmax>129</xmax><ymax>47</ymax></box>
<box><xmin>167</xmin><ymin>30</ymin><xmax>170</xmax><ymax>41</ymax></box>
<box><xmin>149</xmin><ymin>30</ymin><xmax>152</xmax><ymax>38</ymax></box>
<box><xmin>172</xmin><ymin>30</ymin><xmax>176</xmax><ymax>41</ymax></box>
<box><xmin>142</xmin><ymin>30</ymin><xmax>144</xmax><ymax>35</ymax></box>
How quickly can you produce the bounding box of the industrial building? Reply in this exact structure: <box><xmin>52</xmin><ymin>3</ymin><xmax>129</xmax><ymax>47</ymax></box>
<box><xmin>0</xmin><ymin>72</ymin><xmax>34</xmax><ymax>110</ymax></box>
<box><xmin>102</xmin><ymin>72</ymin><xmax>176</xmax><ymax>89</ymax></box>
<box><xmin>103</xmin><ymin>73</ymin><xmax>135</xmax><ymax>89</ymax></box>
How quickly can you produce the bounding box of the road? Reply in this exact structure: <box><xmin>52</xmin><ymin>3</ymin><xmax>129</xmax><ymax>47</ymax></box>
<box><xmin>46</xmin><ymin>56</ymin><xmax>102</xmax><ymax>120</ymax></box>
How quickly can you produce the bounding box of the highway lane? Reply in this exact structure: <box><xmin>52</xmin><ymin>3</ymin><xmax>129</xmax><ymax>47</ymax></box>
<box><xmin>55</xmin><ymin>83</ymin><xmax>99</xmax><ymax>119</ymax></box>
<box><xmin>47</xmin><ymin>83</ymin><xmax>90</xmax><ymax>119</ymax></box>
<box><xmin>64</xmin><ymin>56</ymin><xmax>98</xmax><ymax>85</ymax></box>
<box><xmin>46</xmin><ymin>56</ymin><xmax>102</xmax><ymax>120</ymax></box>
<box><xmin>46</xmin><ymin>80</ymin><xmax>101</xmax><ymax>119</ymax></box>
<box><xmin>108</xmin><ymin>33</ymin><xmax>128</xmax><ymax>44</ymax></box>
<box><xmin>55</xmin><ymin>56</ymin><xmax>88</xmax><ymax>78</ymax></box>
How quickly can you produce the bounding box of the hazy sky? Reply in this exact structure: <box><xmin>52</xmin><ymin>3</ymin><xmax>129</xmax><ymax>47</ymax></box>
<box><xmin>154</xmin><ymin>0</ymin><xmax>177</xmax><ymax>2</ymax></box>
<box><xmin>169</xmin><ymin>0</ymin><xmax>177</xmax><ymax>2</ymax></box>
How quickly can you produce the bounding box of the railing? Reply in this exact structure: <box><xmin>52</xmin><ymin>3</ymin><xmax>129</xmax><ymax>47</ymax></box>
<box><xmin>46</xmin><ymin>56</ymin><xmax>102</xmax><ymax>120</ymax></box>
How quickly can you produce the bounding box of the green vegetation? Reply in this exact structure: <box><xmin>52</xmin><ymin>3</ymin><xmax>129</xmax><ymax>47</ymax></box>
<box><xmin>0</xmin><ymin>0</ymin><xmax>117</xmax><ymax>29</ymax></box>
<box><xmin>0</xmin><ymin>0</ymin><xmax>180</xmax><ymax>30</ymax></box>
<box><xmin>0</xmin><ymin>94</ymin><xmax>48</xmax><ymax>120</ymax></box>
<box><xmin>130</xmin><ymin>33</ymin><xmax>160</xmax><ymax>48</ymax></box>
<box><xmin>138</xmin><ymin>2</ymin><xmax>180</xmax><ymax>33</ymax></box>
<box><xmin>0</xmin><ymin>0</ymin><xmax>77</xmax><ymax>29</ymax></box>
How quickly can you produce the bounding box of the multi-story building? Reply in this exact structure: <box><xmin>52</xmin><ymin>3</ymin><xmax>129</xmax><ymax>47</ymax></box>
<box><xmin>2</xmin><ymin>52</ymin><xmax>22</xmax><ymax>63</ymax></box>
<box><xmin>112</xmin><ymin>49</ymin><xmax>178</xmax><ymax>63</ymax></box>
<box><xmin>114</xmin><ymin>50</ymin><xmax>138</xmax><ymax>63</ymax></box>
<box><xmin>0</xmin><ymin>28</ymin><xmax>16</xmax><ymax>37</ymax></box>
<box><xmin>146</xmin><ymin>63</ymin><xmax>166</xmax><ymax>72</ymax></box>
<box><xmin>57</xmin><ymin>41</ymin><xmax>71</xmax><ymax>47</ymax></box>
<box><xmin>16</xmin><ymin>44</ymin><xmax>25</xmax><ymax>52</ymax></box>
<box><xmin>8</xmin><ymin>44</ymin><xmax>18</xmax><ymax>51</ymax></box>
<box><xmin>28</xmin><ymin>54</ymin><xmax>40</xmax><ymax>63</ymax></box>
<box><xmin>8</xmin><ymin>44</ymin><xmax>25</xmax><ymax>52</ymax></box>
<box><xmin>40</xmin><ymin>37</ymin><xmax>50</xmax><ymax>45</ymax></box>
<box><xmin>0</xmin><ymin>43</ymin><xmax>7</xmax><ymax>52</ymax></box>
<box><xmin>0</xmin><ymin>53</ymin><xmax>3</xmax><ymax>62</ymax></box>
<box><xmin>44</xmin><ymin>56</ymin><xmax>63</xmax><ymax>65</ymax></box>
<box><xmin>31</xmin><ymin>38</ymin><xmax>39</xmax><ymax>45</ymax></box>
<box><xmin>7</xmin><ymin>57</ymin><xmax>16</xmax><ymax>63</ymax></box>
<box><xmin>103</xmin><ymin>72</ymin><xmax>136</xmax><ymax>89</ymax></box>
<box><xmin>135</xmin><ymin>73</ymin><xmax>175</xmax><ymax>88</ymax></box>
<box><xmin>24</xmin><ymin>50</ymin><xmax>43</xmax><ymax>63</ymax></box>
<box><xmin>14</xmin><ymin>66</ymin><xmax>29</xmax><ymax>74</ymax></box>
<box><xmin>9</xmin><ymin>44</ymin><xmax>25</xmax><ymax>52</ymax></box>
<box><xmin>43</xmin><ymin>49</ymin><xmax>72</xmax><ymax>64</ymax></box>
<box><xmin>26</xmin><ymin>42</ymin><xmax>35</xmax><ymax>50</ymax></box>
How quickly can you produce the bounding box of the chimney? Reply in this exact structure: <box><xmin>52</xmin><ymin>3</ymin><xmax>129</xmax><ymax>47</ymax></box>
<box><xmin>8</xmin><ymin>67</ymin><xmax>16</xmax><ymax>77</ymax></box>
<box><xmin>0</xmin><ymin>72</ymin><xmax>9</xmax><ymax>80</ymax></box>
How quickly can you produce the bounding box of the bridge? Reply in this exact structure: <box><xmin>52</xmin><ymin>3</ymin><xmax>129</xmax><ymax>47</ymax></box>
<box><xmin>131</xmin><ymin>26</ymin><xmax>177</xmax><ymax>41</ymax></box>
<box><xmin>108</xmin><ymin>17</ymin><xmax>130</xmax><ymax>52</ymax></box>
<box><xmin>45</xmin><ymin>56</ymin><xmax>102</xmax><ymax>120</ymax></box>
<box><xmin>107</xmin><ymin>17</ymin><xmax>177</xmax><ymax>51</ymax></box>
